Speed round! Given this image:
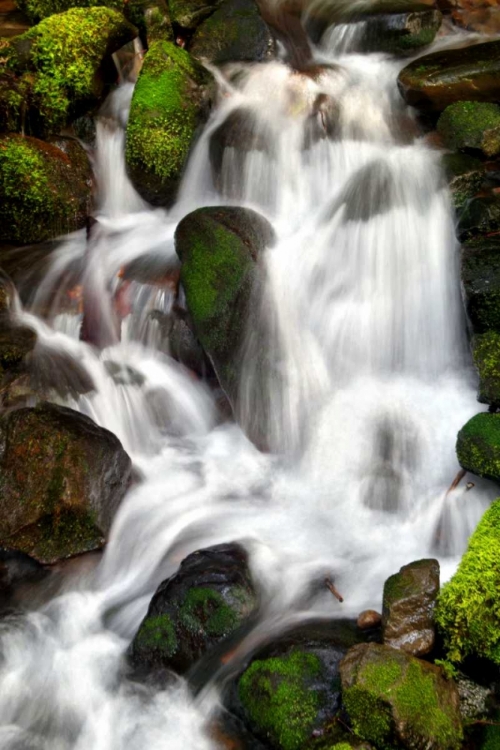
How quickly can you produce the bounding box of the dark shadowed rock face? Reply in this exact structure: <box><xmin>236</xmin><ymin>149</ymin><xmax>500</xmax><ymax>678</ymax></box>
<box><xmin>131</xmin><ymin>542</ymin><xmax>258</xmax><ymax>675</ymax></box>
<box><xmin>382</xmin><ymin>558</ymin><xmax>439</xmax><ymax>657</ymax></box>
<box><xmin>461</xmin><ymin>237</ymin><xmax>500</xmax><ymax>334</ymax></box>
<box><xmin>0</xmin><ymin>402</ymin><xmax>132</xmax><ymax>564</ymax></box>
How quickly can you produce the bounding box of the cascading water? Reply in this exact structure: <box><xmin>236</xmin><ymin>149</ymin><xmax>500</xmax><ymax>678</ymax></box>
<box><xmin>0</xmin><ymin>17</ymin><xmax>495</xmax><ymax>750</ymax></box>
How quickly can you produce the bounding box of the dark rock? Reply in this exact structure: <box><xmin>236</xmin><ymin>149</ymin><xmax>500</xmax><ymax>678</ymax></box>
<box><xmin>349</xmin><ymin>9</ymin><xmax>442</xmax><ymax>55</ymax></box>
<box><xmin>167</xmin><ymin>0</ymin><xmax>221</xmax><ymax>30</ymax></box>
<box><xmin>340</xmin><ymin>642</ymin><xmax>463</xmax><ymax>750</ymax></box>
<box><xmin>458</xmin><ymin>194</ymin><xmax>500</xmax><ymax>242</ymax></box>
<box><xmin>0</xmin><ymin>402</ymin><xmax>132</xmax><ymax>564</ymax></box>
<box><xmin>456</xmin><ymin>673</ymin><xmax>490</xmax><ymax>720</ymax></box>
<box><xmin>0</xmin><ymin>547</ymin><xmax>47</xmax><ymax>595</ymax></box>
<box><xmin>398</xmin><ymin>40</ymin><xmax>500</xmax><ymax>113</ymax></box>
<box><xmin>357</xmin><ymin>610</ymin><xmax>382</xmax><ymax>630</ymax></box>
<box><xmin>382</xmin><ymin>558</ymin><xmax>439</xmax><ymax>657</ymax></box>
<box><xmin>189</xmin><ymin>0</ymin><xmax>275</xmax><ymax>64</ymax></box>
<box><xmin>441</xmin><ymin>152</ymin><xmax>484</xmax><ymax>212</ymax></box>
<box><xmin>131</xmin><ymin>542</ymin><xmax>258</xmax><ymax>675</ymax></box>
<box><xmin>461</xmin><ymin>236</ymin><xmax>500</xmax><ymax>334</ymax></box>
<box><xmin>456</xmin><ymin>412</ymin><xmax>500</xmax><ymax>481</ymax></box>
<box><xmin>438</xmin><ymin>101</ymin><xmax>500</xmax><ymax>158</ymax></box>
<box><xmin>472</xmin><ymin>331</ymin><xmax>500</xmax><ymax>409</ymax></box>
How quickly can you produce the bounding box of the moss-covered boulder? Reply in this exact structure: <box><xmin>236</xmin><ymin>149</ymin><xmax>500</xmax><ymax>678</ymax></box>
<box><xmin>398</xmin><ymin>40</ymin><xmax>500</xmax><ymax>112</ymax></box>
<box><xmin>0</xmin><ymin>134</ymin><xmax>91</xmax><ymax>243</ymax></box>
<box><xmin>435</xmin><ymin>499</ymin><xmax>500</xmax><ymax>665</ymax></box>
<box><xmin>125</xmin><ymin>40</ymin><xmax>213</xmax><ymax>206</ymax></box>
<box><xmin>3</xmin><ymin>8</ymin><xmax>136</xmax><ymax>135</ymax></box>
<box><xmin>350</xmin><ymin>9</ymin><xmax>441</xmax><ymax>55</ymax></box>
<box><xmin>382</xmin><ymin>558</ymin><xmax>440</xmax><ymax>657</ymax></box>
<box><xmin>456</xmin><ymin>412</ymin><xmax>500</xmax><ymax>481</ymax></box>
<box><xmin>174</xmin><ymin>206</ymin><xmax>275</xmax><ymax>430</ymax></box>
<box><xmin>340</xmin><ymin>643</ymin><xmax>463</xmax><ymax>750</ymax></box>
<box><xmin>472</xmin><ymin>331</ymin><xmax>500</xmax><ymax>409</ymax></box>
<box><xmin>131</xmin><ymin>543</ymin><xmax>257</xmax><ymax>674</ymax></box>
<box><xmin>458</xmin><ymin>195</ymin><xmax>500</xmax><ymax>243</ymax></box>
<box><xmin>15</xmin><ymin>0</ymin><xmax>125</xmax><ymax>22</ymax></box>
<box><xmin>441</xmin><ymin>152</ymin><xmax>484</xmax><ymax>213</ymax></box>
<box><xmin>0</xmin><ymin>402</ymin><xmax>132</xmax><ymax>564</ymax></box>
<box><xmin>0</xmin><ymin>69</ymin><xmax>33</xmax><ymax>133</ymax></box>
<box><xmin>189</xmin><ymin>0</ymin><xmax>275</xmax><ymax>64</ymax></box>
<box><xmin>461</xmin><ymin>237</ymin><xmax>500</xmax><ymax>335</ymax></box>
<box><xmin>167</xmin><ymin>0</ymin><xmax>221</xmax><ymax>30</ymax></box>
<box><xmin>438</xmin><ymin>102</ymin><xmax>500</xmax><ymax>158</ymax></box>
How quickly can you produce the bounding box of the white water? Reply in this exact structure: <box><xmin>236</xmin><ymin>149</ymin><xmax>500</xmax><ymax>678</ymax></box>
<box><xmin>0</xmin><ymin>24</ymin><xmax>495</xmax><ymax>750</ymax></box>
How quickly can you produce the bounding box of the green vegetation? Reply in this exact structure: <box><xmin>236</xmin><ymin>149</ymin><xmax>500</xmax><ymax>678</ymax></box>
<box><xmin>456</xmin><ymin>413</ymin><xmax>500</xmax><ymax>481</ymax></box>
<box><xmin>435</xmin><ymin>499</ymin><xmax>500</xmax><ymax>664</ymax></box>
<box><xmin>438</xmin><ymin>101</ymin><xmax>500</xmax><ymax>157</ymax></box>
<box><xmin>473</xmin><ymin>332</ymin><xmax>500</xmax><ymax>407</ymax></box>
<box><xmin>178</xmin><ymin>586</ymin><xmax>238</xmax><ymax>637</ymax></box>
<box><xmin>15</xmin><ymin>0</ymin><xmax>125</xmax><ymax>22</ymax></box>
<box><xmin>441</xmin><ymin>152</ymin><xmax>484</xmax><ymax>212</ymax></box>
<box><xmin>135</xmin><ymin>614</ymin><xmax>179</xmax><ymax>657</ymax></box>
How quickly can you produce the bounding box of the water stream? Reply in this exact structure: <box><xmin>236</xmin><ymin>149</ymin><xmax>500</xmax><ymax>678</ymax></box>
<box><xmin>0</xmin><ymin>20</ymin><xmax>495</xmax><ymax>750</ymax></box>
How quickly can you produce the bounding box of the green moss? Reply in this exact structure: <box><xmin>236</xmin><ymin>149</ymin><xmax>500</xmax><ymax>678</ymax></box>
<box><xmin>473</xmin><ymin>332</ymin><xmax>500</xmax><ymax>407</ymax></box>
<box><xmin>135</xmin><ymin>614</ymin><xmax>178</xmax><ymax>657</ymax></box>
<box><xmin>435</xmin><ymin>498</ymin><xmax>500</xmax><ymax>665</ymax></box>
<box><xmin>178</xmin><ymin>586</ymin><xmax>238</xmax><ymax>637</ymax></box>
<box><xmin>238</xmin><ymin>650</ymin><xmax>323</xmax><ymax>750</ymax></box>
<box><xmin>438</xmin><ymin>101</ymin><xmax>500</xmax><ymax>157</ymax></box>
<box><xmin>456</xmin><ymin>413</ymin><xmax>500</xmax><ymax>480</ymax></box>
<box><xmin>15</xmin><ymin>0</ymin><xmax>125</xmax><ymax>22</ymax></box>
<box><xmin>442</xmin><ymin>152</ymin><xmax>484</xmax><ymax>212</ymax></box>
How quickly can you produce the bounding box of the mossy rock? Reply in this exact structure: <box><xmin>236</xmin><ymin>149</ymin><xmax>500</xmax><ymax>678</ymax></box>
<box><xmin>189</xmin><ymin>0</ymin><xmax>275</xmax><ymax>64</ymax></box>
<box><xmin>435</xmin><ymin>498</ymin><xmax>500</xmax><ymax>665</ymax></box>
<box><xmin>398</xmin><ymin>40</ymin><xmax>500</xmax><ymax>112</ymax></box>
<box><xmin>131</xmin><ymin>543</ymin><xmax>258</xmax><ymax>674</ymax></box>
<box><xmin>2</xmin><ymin>8</ymin><xmax>136</xmax><ymax>135</ymax></box>
<box><xmin>125</xmin><ymin>40</ymin><xmax>213</xmax><ymax>206</ymax></box>
<box><xmin>461</xmin><ymin>237</ymin><xmax>500</xmax><ymax>334</ymax></box>
<box><xmin>438</xmin><ymin>102</ymin><xmax>500</xmax><ymax>158</ymax></box>
<box><xmin>456</xmin><ymin>412</ymin><xmax>500</xmax><ymax>481</ymax></box>
<box><xmin>14</xmin><ymin>0</ymin><xmax>125</xmax><ymax>23</ymax></box>
<box><xmin>458</xmin><ymin>195</ymin><xmax>500</xmax><ymax>243</ymax></box>
<box><xmin>350</xmin><ymin>9</ymin><xmax>441</xmax><ymax>55</ymax></box>
<box><xmin>340</xmin><ymin>642</ymin><xmax>463</xmax><ymax>750</ymax></box>
<box><xmin>0</xmin><ymin>69</ymin><xmax>33</xmax><ymax>133</ymax></box>
<box><xmin>441</xmin><ymin>152</ymin><xmax>484</xmax><ymax>213</ymax></box>
<box><xmin>0</xmin><ymin>134</ymin><xmax>91</xmax><ymax>243</ymax></box>
<box><xmin>473</xmin><ymin>331</ymin><xmax>500</xmax><ymax>408</ymax></box>
<box><xmin>0</xmin><ymin>402</ymin><xmax>132</xmax><ymax>563</ymax></box>
<box><xmin>167</xmin><ymin>0</ymin><xmax>221</xmax><ymax>30</ymax></box>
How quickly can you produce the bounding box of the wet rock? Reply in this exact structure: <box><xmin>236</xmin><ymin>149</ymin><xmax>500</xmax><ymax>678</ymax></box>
<box><xmin>472</xmin><ymin>331</ymin><xmax>500</xmax><ymax>409</ymax></box>
<box><xmin>209</xmin><ymin>713</ymin><xmax>268</xmax><ymax>750</ymax></box>
<box><xmin>131</xmin><ymin>542</ymin><xmax>258</xmax><ymax>675</ymax></box>
<box><xmin>456</xmin><ymin>673</ymin><xmax>490</xmax><ymax>720</ymax></box>
<box><xmin>168</xmin><ymin>314</ymin><xmax>206</xmax><ymax>375</ymax></box>
<box><xmin>167</xmin><ymin>0</ymin><xmax>221</xmax><ymax>30</ymax></box>
<box><xmin>354</xmin><ymin>9</ymin><xmax>442</xmax><ymax>55</ymax></box>
<box><xmin>451</xmin><ymin>7</ymin><xmax>500</xmax><ymax>36</ymax></box>
<box><xmin>0</xmin><ymin>402</ymin><xmax>132</xmax><ymax>564</ymax></box>
<box><xmin>436</xmin><ymin>498</ymin><xmax>500</xmax><ymax>665</ymax></box>
<box><xmin>456</xmin><ymin>412</ymin><xmax>500</xmax><ymax>482</ymax></box>
<box><xmin>438</xmin><ymin>102</ymin><xmax>500</xmax><ymax>158</ymax></box>
<box><xmin>125</xmin><ymin>40</ymin><xmax>214</xmax><ymax>206</ymax></box>
<box><xmin>0</xmin><ymin>547</ymin><xmax>47</xmax><ymax>603</ymax></box>
<box><xmin>398</xmin><ymin>40</ymin><xmax>500</xmax><ymax>113</ymax></box>
<box><xmin>461</xmin><ymin>237</ymin><xmax>500</xmax><ymax>334</ymax></box>
<box><xmin>357</xmin><ymin>610</ymin><xmax>382</xmax><ymax>630</ymax></box>
<box><xmin>0</xmin><ymin>134</ymin><xmax>92</xmax><ymax>244</ymax></box>
<box><xmin>189</xmin><ymin>0</ymin><xmax>275</xmax><ymax>64</ymax></box>
<box><xmin>174</xmin><ymin>206</ymin><xmax>275</xmax><ymax>438</ymax></box>
<box><xmin>441</xmin><ymin>152</ymin><xmax>484</xmax><ymax>212</ymax></box>
<box><xmin>382</xmin><ymin>558</ymin><xmax>439</xmax><ymax>657</ymax></box>
<box><xmin>340</xmin><ymin>642</ymin><xmax>463</xmax><ymax>750</ymax></box>
<box><xmin>458</xmin><ymin>194</ymin><xmax>500</xmax><ymax>243</ymax></box>
<box><xmin>14</xmin><ymin>0</ymin><xmax>129</xmax><ymax>23</ymax></box>
<box><xmin>0</xmin><ymin>323</ymin><xmax>37</xmax><ymax>385</ymax></box>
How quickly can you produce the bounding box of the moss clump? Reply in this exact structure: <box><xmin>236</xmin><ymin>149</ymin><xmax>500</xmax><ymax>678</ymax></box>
<box><xmin>365</xmin><ymin>10</ymin><xmax>441</xmax><ymax>56</ymax></box>
<box><xmin>0</xmin><ymin>133</ymin><xmax>91</xmax><ymax>243</ymax></box>
<box><xmin>238</xmin><ymin>650</ymin><xmax>324</xmax><ymax>750</ymax></box>
<box><xmin>456</xmin><ymin>413</ymin><xmax>500</xmax><ymax>481</ymax></box>
<box><xmin>438</xmin><ymin>102</ymin><xmax>500</xmax><ymax>157</ymax></box>
<box><xmin>435</xmin><ymin>499</ymin><xmax>500</xmax><ymax>665</ymax></box>
<box><xmin>441</xmin><ymin>152</ymin><xmax>484</xmax><ymax>212</ymax></box>
<box><xmin>473</xmin><ymin>332</ymin><xmax>500</xmax><ymax>408</ymax></box>
<box><xmin>135</xmin><ymin>614</ymin><xmax>178</xmax><ymax>657</ymax></box>
<box><xmin>178</xmin><ymin>586</ymin><xmax>239</xmax><ymax>636</ymax></box>
<box><xmin>15</xmin><ymin>0</ymin><xmax>125</xmax><ymax>22</ymax></box>
<box><xmin>125</xmin><ymin>40</ymin><xmax>212</xmax><ymax>205</ymax></box>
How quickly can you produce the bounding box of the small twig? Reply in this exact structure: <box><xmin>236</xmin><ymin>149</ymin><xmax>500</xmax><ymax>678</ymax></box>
<box><xmin>445</xmin><ymin>468</ymin><xmax>466</xmax><ymax>496</ymax></box>
<box><xmin>471</xmin><ymin>720</ymin><xmax>500</xmax><ymax>727</ymax></box>
<box><xmin>325</xmin><ymin>577</ymin><xmax>344</xmax><ymax>603</ymax></box>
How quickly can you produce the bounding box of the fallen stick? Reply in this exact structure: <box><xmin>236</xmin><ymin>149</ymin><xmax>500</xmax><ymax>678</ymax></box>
<box><xmin>325</xmin><ymin>577</ymin><xmax>344</xmax><ymax>603</ymax></box>
<box><xmin>445</xmin><ymin>468</ymin><xmax>466</xmax><ymax>496</ymax></box>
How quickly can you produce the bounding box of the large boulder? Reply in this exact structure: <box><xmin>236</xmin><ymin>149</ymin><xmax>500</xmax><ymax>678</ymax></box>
<box><xmin>438</xmin><ymin>102</ymin><xmax>500</xmax><ymax>158</ymax></box>
<box><xmin>398</xmin><ymin>40</ymin><xmax>500</xmax><ymax>112</ymax></box>
<box><xmin>436</xmin><ymin>499</ymin><xmax>500</xmax><ymax>665</ymax></box>
<box><xmin>174</xmin><ymin>206</ymin><xmax>275</xmax><ymax>424</ymax></box>
<box><xmin>382</xmin><ymin>558</ymin><xmax>440</xmax><ymax>657</ymax></box>
<box><xmin>167</xmin><ymin>0</ymin><xmax>221</xmax><ymax>30</ymax></box>
<box><xmin>131</xmin><ymin>543</ymin><xmax>258</xmax><ymax>674</ymax></box>
<box><xmin>340</xmin><ymin>643</ymin><xmax>463</xmax><ymax>750</ymax></box>
<box><xmin>125</xmin><ymin>40</ymin><xmax>213</xmax><ymax>206</ymax></box>
<box><xmin>0</xmin><ymin>134</ymin><xmax>92</xmax><ymax>243</ymax></box>
<box><xmin>472</xmin><ymin>331</ymin><xmax>500</xmax><ymax>409</ymax></box>
<box><xmin>441</xmin><ymin>152</ymin><xmax>484</xmax><ymax>213</ymax></box>
<box><xmin>458</xmin><ymin>195</ymin><xmax>500</xmax><ymax>243</ymax></box>
<box><xmin>461</xmin><ymin>237</ymin><xmax>500</xmax><ymax>334</ymax></box>
<box><xmin>346</xmin><ymin>9</ymin><xmax>442</xmax><ymax>56</ymax></box>
<box><xmin>0</xmin><ymin>402</ymin><xmax>132</xmax><ymax>564</ymax></box>
<box><xmin>189</xmin><ymin>0</ymin><xmax>275</xmax><ymax>64</ymax></box>
<box><xmin>456</xmin><ymin>412</ymin><xmax>500</xmax><ymax>482</ymax></box>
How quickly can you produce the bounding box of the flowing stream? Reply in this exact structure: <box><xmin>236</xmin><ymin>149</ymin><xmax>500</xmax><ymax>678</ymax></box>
<box><xmin>0</xmin><ymin>19</ymin><xmax>495</xmax><ymax>750</ymax></box>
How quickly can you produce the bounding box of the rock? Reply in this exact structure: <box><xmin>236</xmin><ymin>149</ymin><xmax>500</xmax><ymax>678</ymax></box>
<box><xmin>0</xmin><ymin>322</ymin><xmax>37</xmax><ymax>382</ymax></box>
<box><xmin>189</xmin><ymin>0</ymin><xmax>275</xmax><ymax>64</ymax></box>
<box><xmin>0</xmin><ymin>547</ymin><xmax>47</xmax><ymax>604</ymax></box>
<box><xmin>357</xmin><ymin>610</ymin><xmax>382</xmax><ymax>630</ymax></box>
<box><xmin>451</xmin><ymin>7</ymin><xmax>500</xmax><ymax>36</ymax></box>
<box><xmin>2</xmin><ymin>8</ymin><xmax>137</xmax><ymax>135</ymax></box>
<box><xmin>456</xmin><ymin>412</ymin><xmax>500</xmax><ymax>481</ymax></box>
<box><xmin>167</xmin><ymin>0</ymin><xmax>221</xmax><ymax>30</ymax></box>
<box><xmin>125</xmin><ymin>40</ymin><xmax>213</xmax><ymax>206</ymax></box>
<box><xmin>438</xmin><ymin>102</ymin><xmax>500</xmax><ymax>158</ymax></box>
<box><xmin>456</xmin><ymin>673</ymin><xmax>490</xmax><ymax>720</ymax></box>
<box><xmin>382</xmin><ymin>558</ymin><xmax>440</xmax><ymax>657</ymax></box>
<box><xmin>235</xmin><ymin>619</ymin><xmax>365</xmax><ymax>750</ymax></box>
<box><xmin>436</xmin><ymin>498</ymin><xmax>500</xmax><ymax>665</ymax></box>
<box><xmin>398</xmin><ymin>40</ymin><xmax>500</xmax><ymax>113</ymax></box>
<box><xmin>141</xmin><ymin>0</ymin><xmax>174</xmax><ymax>43</ymax></box>
<box><xmin>131</xmin><ymin>543</ymin><xmax>258</xmax><ymax>674</ymax></box>
<box><xmin>14</xmin><ymin>0</ymin><xmax>127</xmax><ymax>23</ymax></box>
<box><xmin>472</xmin><ymin>331</ymin><xmax>500</xmax><ymax>409</ymax></box>
<box><xmin>340</xmin><ymin>642</ymin><xmax>463</xmax><ymax>750</ymax></box>
<box><xmin>0</xmin><ymin>402</ymin><xmax>132</xmax><ymax>564</ymax></box>
<box><xmin>461</xmin><ymin>237</ymin><xmax>500</xmax><ymax>334</ymax></box>
<box><xmin>458</xmin><ymin>194</ymin><xmax>500</xmax><ymax>242</ymax></box>
<box><xmin>174</xmin><ymin>206</ymin><xmax>275</xmax><ymax>429</ymax></box>
<box><xmin>441</xmin><ymin>152</ymin><xmax>484</xmax><ymax>212</ymax></box>
<box><xmin>351</xmin><ymin>9</ymin><xmax>442</xmax><ymax>55</ymax></box>
<box><xmin>0</xmin><ymin>134</ymin><xmax>92</xmax><ymax>243</ymax></box>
